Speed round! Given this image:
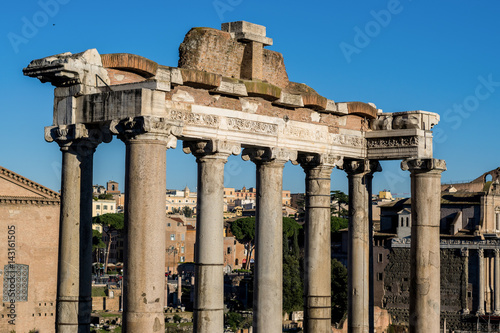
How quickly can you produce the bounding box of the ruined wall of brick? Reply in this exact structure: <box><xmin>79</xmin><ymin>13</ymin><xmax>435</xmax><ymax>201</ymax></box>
<box><xmin>383</xmin><ymin>248</ymin><xmax>466</xmax><ymax>326</ymax></box>
<box><xmin>178</xmin><ymin>27</ymin><xmax>290</xmax><ymax>89</ymax></box>
<box><xmin>440</xmin><ymin>248</ymin><xmax>466</xmax><ymax>312</ymax></box>
<box><xmin>262</xmin><ymin>49</ymin><xmax>289</xmax><ymax>88</ymax></box>
<box><xmin>179</xmin><ymin>28</ymin><xmax>245</xmax><ymax>80</ymax></box>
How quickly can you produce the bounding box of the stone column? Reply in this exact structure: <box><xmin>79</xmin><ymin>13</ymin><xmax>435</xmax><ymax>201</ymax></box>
<box><xmin>495</xmin><ymin>249</ymin><xmax>500</xmax><ymax>315</ymax></box>
<box><xmin>496</xmin><ymin>211</ymin><xmax>500</xmax><ymax>231</ymax></box>
<box><xmin>478</xmin><ymin>248</ymin><xmax>485</xmax><ymax>315</ymax></box>
<box><xmin>112</xmin><ymin>116</ymin><xmax>181</xmax><ymax>333</ymax></box>
<box><xmin>298</xmin><ymin>154</ymin><xmax>340</xmax><ymax>332</ymax></box>
<box><xmin>242</xmin><ymin>147</ymin><xmax>296</xmax><ymax>333</ymax></box>
<box><xmin>461</xmin><ymin>248</ymin><xmax>470</xmax><ymax>314</ymax></box>
<box><xmin>183</xmin><ymin>140</ymin><xmax>240</xmax><ymax>333</ymax></box>
<box><xmin>402</xmin><ymin>158</ymin><xmax>446</xmax><ymax>332</ymax></box>
<box><xmin>46</xmin><ymin>124</ymin><xmax>110</xmax><ymax>333</ymax></box>
<box><xmin>342</xmin><ymin>159</ymin><xmax>381</xmax><ymax>333</ymax></box>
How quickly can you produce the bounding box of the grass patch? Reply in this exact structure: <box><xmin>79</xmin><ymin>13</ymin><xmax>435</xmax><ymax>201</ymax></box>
<box><xmin>92</xmin><ymin>287</ymin><xmax>106</xmax><ymax>297</ymax></box>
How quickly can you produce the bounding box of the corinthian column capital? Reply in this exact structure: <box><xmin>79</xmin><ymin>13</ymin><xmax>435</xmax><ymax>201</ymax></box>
<box><xmin>110</xmin><ymin>116</ymin><xmax>182</xmax><ymax>147</ymax></box>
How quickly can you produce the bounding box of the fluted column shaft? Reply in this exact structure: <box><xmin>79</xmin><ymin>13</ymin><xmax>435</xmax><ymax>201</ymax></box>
<box><xmin>300</xmin><ymin>154</ymin><xmax>337</xmax><ymax>332</ymax></box>
<box><xmin>343</xmin><ymin>160</ymin><xmax>380</xmax><ymax>333</ymax></box>
<box><xmin>46</xmin><ymin>124</ymin><xmax>108</xmax><ymax>333</ymax></box>
<box><xmin>402</xmin><ymin>158</ymin><xmax>446</xmax><ymax>332</ymax></box>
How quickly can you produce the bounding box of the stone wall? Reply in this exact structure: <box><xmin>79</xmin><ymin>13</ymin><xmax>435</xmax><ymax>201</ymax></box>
<box><xmin>383</xmin><ymin>247</ymin><xmax>467</xmax><ymax>329</ymax></box>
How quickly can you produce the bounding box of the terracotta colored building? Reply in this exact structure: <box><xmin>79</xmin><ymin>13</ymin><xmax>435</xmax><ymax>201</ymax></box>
<box><xmin>0</xmin><ymin>166</ymin><xmax>59</xmax><ymax>332</ymax></box>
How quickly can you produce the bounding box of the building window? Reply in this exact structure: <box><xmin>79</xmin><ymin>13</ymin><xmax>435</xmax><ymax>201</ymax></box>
<box><xmin>96</xmin><ymin>205</ymin><xmax>100</xmax><ymax>209</ymax></box>
<box><xmin>180</xmin><ymin>256</ymin><xmax>185</xmax><ymax>263</ymax></box>
<box><xmin>406</xmin><ymin>217</ymin><xmax>409</xmax><ymax>227</ymax></box>
<box><xmin>181</xmin><ymin>234</ymin><xmax>185</xmax><ymax>241</ymax></box>
<box><xmin>170</xmin><ymin>234</ymin><xmax>175</xmax><ymax>241</ymax></box>
<box><xmin>378</xmin><ymin>253</ymin><xmax>383</xmax><ymax>263</ymax></box>
<box><xmin>103</xmin><ymin>205</ymin><xmax>108</xmax><ymax>210</ymax></box>
<box><xmin>181</xmin><ymin>246</ymin><xmax>185</xmax><ymax>253</ymax></box>
<box><xmin>227</xmin><ymin>247</ymin><xmax>232</xmax><ymax>254</ymax></box>
<box><xmin>110</xmin><ymin>205</ymin><xmax>114</xmax><ymax>210</ymax></box>
<box><xmin>377</xmin><ymin>272</ymin><xmax>383</xmax><ymax>281</ymax></box>
<box><xmin>167</xmin><ymin>223</ymin><xmax>171</xmax><ymax>227</ymax></box>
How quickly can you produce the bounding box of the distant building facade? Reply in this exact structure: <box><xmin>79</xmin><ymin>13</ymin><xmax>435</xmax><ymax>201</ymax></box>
<box><xmin>0</xmin><ymin>166</ymin><xmax>59</xmax><ymax>332</ymax></box>
<box><xmin>369</xmin><ymin>168</ymin><xmax>500</xmax><ymax>331</ymax></box>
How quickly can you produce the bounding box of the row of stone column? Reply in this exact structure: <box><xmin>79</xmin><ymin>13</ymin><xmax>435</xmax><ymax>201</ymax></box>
<box><xmin>476</xmin><ymin>248</ymin><xmax>500</xmax><ymax>316</ymax></box>
<box><xmin>47</xmin><ymin>117</ymin><xmax>445</xmax><ymax>333</ymax></box>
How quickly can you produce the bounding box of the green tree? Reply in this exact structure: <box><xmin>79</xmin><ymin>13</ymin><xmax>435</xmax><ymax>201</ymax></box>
<box><xmin>331</xmin><ymin>216</ymin><xmax>348</xmax><ymax>244</ymax></box>
<box><xmin>92</xmin><ymin>229</ymin><xmax>106</xmax><ymax>251</ymax></box>
<box><xmin>283</xmin><ymin>217</ymin><xmax>302</xmax><ymax>256</ymax></box>
<box><xmin>225</xmin><ymin>311</ymin><xmax>244</xmax><ymax>331</ymax></box>
<box><xmin>331</xmin><ymin>259</ymin><xmax>348</xmax><ymax>324</ymax></box>
<box><xmin>230</xmin><ymin>217</ymin><xmax>255</xmax><ymax>270</ymax></box>
<box><xmin>331</xmin><ymin>190</ymin><xmax>349</xmax><ymax>217</ymax></box>
<box><xmin>92</xmin><ymin>229</ymin><xmax>106</xmax><ymax>267</ymax></box>
<box><xmin>97</xmin><ymin>193</ymin><xmax>114</xmax><ymax>200</ymax></box>
<box><xmin>283</xmin><ymin>253</ymin><xmax>303</xmax><ymax>313</ymax></box>
<box><xmin>182</xmin><ymin>206</ymin><xmax>193</xmax><ymax>218</ymax></box>
<box><xmin>282</xmin><ymin>217</ymin><xmax>303</xmax><ymax>313</ymax></box>
<box><xmin>92</xmin><ymin>213</ymin><xmax>124</xmax><ymax>273</ymax></box>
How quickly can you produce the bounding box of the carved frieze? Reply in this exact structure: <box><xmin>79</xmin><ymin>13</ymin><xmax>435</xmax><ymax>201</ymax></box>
<box><xmin>227</xmin><ymin>117</ymin><xmax>278</xmax><ymax>135</ymax></box>
<box><xmin>167</xmin><ymin>109</ymin><xmax>220</xmax><ymax>127</ymax></box>
<box><xmin>367</xmin><ymin>136</ymin><xmax>419</xmax><ymax>148</ymax></box>
<box><xmin>331</xmin><ymin>134</ymin><xmax>364</xmax><ymax>147</ymax></box>
<box><xmin>282</xmin><ymin>126</ymin><xmax>327</xmax><ymax>142</ymax></box>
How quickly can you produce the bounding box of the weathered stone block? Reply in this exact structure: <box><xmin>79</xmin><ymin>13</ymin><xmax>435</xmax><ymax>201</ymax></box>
<box><xmin>302</xmin><ymin>93</ymin><xmax>327</xmax><ymax>111</ymax></box>
<box><xmin>101</xmin><ymin>53</ymin><xmax>158</xmax><ymax>77</ymax></box>
<box><xmin>273</xmin><ymin>92</ymin><xmax>303</xmax><ymax>108</ymax></box>
<box><xmin>243</xmin><ymin>81</ymin><xmax>281</xmax><ymax>101</ymax></box>
<box><xmin>221</xmin><ymin>21</ymin><xmax>273</xmax><ymax>46</ymax></box>
<box><xmin>180</xmin><ymin>68</ymin><xmax>221</xmax><ymax>89</ymax></box>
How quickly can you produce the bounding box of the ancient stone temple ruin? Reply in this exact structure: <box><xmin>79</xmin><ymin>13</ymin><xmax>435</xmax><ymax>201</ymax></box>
<box><xmin>23</xmin><ymin>21</ymin><xmax>445</xmax><ymax>333</ymax></box>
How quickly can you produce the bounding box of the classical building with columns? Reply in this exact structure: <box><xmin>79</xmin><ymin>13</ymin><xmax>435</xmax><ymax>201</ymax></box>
<box><xmin>24</xmin><ymin>21</ymin><xmax>445</xmax><ymax>333</ymax></box>
<box><xmin>370</xmin><ymin>168</ymin><xmax>500</xmax><ymax>331</ymax></box>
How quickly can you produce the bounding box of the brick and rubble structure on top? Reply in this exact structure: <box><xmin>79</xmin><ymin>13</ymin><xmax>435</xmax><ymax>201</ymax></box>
<box><xmin>24</xmin><ymin>21</ymin><xmax>445</xmax><ymax>333</ymax></box>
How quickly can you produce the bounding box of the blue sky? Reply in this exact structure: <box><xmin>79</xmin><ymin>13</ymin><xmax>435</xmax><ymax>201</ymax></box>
<box><xmin>1</xmin><ymin>0</ymin><xmax>499</xmax><ymax>195</ymax></box>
